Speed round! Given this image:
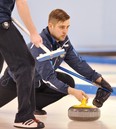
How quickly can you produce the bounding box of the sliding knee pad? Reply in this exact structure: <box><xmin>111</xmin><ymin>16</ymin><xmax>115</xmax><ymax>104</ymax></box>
<box><xmin>92</xmin><ymin>88</ymin><xmax>111</xmax><ymax>108</ymax></box>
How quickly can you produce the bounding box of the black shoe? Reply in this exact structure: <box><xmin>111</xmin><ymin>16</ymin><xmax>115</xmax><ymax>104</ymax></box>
<box><xmin>34</xmin><ymin>109</ymin><xmax>47</xmax><ymax>115</ymax></box>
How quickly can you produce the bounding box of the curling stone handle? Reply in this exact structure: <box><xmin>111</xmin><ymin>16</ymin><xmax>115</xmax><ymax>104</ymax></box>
<box><xmin>81</xmin><ymin>98</ymin><xmax>87</xmax><ymax>106</ymax></box>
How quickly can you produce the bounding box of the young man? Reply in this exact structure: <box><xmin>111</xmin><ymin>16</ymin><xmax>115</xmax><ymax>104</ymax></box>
<box><xmin>0</xmin><ymin>9</ymin><xmax>113</xmax><ymax>116</ymax></box>
<box><xmin>0</xmin><ymin>0</ymin><xmax>44</xmax><ymax>128</ymax></box>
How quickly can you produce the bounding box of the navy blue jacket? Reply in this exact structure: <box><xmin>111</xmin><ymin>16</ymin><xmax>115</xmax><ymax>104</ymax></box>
<box><xmin>0</xmin><ymin>0</ymin><xmax>15</xmax><ymax>23</ymax></box>
<box><xmin>28</xmin><ymin>27</ymin><xmax>101</xmax><ymax>94</ymax></box>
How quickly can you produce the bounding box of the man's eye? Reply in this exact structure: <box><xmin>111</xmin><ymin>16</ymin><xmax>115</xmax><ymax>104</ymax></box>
<box><xmin>59</xmin><ymin>26</ymin><xmax>65</xmax><ymax>29</ymax></box>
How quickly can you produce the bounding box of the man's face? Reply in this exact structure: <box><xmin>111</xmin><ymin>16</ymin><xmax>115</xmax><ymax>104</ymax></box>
<box><xmin>49</xmin><ymin>19</ymin><xmax>70</xmax><ymax>42</ymax></box>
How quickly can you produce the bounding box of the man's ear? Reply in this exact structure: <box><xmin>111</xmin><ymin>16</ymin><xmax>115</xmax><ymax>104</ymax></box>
<box><xmin>48</xmin><ymin>22</ymin><xmax>53</xmax><ymax>29</ymax></box>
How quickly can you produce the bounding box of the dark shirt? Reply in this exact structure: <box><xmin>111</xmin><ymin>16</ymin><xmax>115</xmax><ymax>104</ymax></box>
<box><xmin>0</xmin><ymin>0</ymin><xmax>15</xmax><ymax>23</ymax></box>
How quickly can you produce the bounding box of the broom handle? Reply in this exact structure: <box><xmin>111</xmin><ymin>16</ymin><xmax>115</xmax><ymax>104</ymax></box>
<box><xmin>12</xmin><ymin>17</ymin><xmax>50</xmax><ymax>53</ymax></box>
<box><xmin>58</xmin><ymin>66</ymin><xmax>112</xmax><ymax>93</ymax></box>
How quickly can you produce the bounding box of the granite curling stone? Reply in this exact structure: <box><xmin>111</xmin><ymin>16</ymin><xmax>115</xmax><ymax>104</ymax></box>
<box><xmin>68</xmin><ymin>98</ymin><xmax>100</xmax><ymax>121</ymax></box>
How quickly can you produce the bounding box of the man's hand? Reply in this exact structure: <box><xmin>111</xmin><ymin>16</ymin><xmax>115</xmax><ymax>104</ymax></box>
<box><xmin>68</xmin><ymin>87</ymin><xmax>89</xmax><ymax>102</ymax></box>
<box><xmin>93</xmin><ymin>77</ymin><xmax>113</xmax><ymax>108</ymax></box>
<box><xmin>30</xmin><ymin>33</ymin><xmax>43</xmax><ymax>48</ymax></box>
<box><xmin>93</xmin><ymin>88</ymin><xmax>111</xmax><ymax>108</ymax></box>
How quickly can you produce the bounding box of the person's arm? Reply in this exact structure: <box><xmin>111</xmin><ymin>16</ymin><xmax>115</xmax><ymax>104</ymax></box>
<box><xmin>16</xmin><ymin>0</ymin><xmax>42</xmax><ymax>47</ymax></box>
<box><xmin>68</xmin><ymin>87</ymin><xmax>89</xmax><ymax>102</ymax></box>
<box><xmin>64</xmin><ymin>44</ymin><xmax>113</xmax><ymax>92</ymax></box>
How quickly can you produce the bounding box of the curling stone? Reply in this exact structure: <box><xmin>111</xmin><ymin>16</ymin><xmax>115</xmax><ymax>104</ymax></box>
<box><xmin>68</xmin><ymin>98</ymin><xmax>100</xmax><ymax>121</ymax></box>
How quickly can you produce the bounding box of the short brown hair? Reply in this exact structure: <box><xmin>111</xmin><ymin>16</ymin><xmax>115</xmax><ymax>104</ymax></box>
<box><xmin>48</xmin><ymin>9</ymin><xmax>70</xmax><ymax>23</ymax></box>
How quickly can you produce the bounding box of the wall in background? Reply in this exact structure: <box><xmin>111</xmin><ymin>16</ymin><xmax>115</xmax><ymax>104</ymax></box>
<box><xmin>13</xmin><ymin>0</ymin><xmax>116</xmax><ymax>51</ymax></box>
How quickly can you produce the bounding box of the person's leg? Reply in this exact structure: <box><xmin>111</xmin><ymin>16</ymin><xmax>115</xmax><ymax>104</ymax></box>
<box><xmin>0</xmin><ymin>52</ymin><xmax>4</xmax><ymax>74</ymax></box>
<box><xmin>0</xmin><ymin>21</ymin><xmax>38</xmax><ymax>124</ymax></box>
<box><xmin>0</xmin><ymin>68</ymin><xmax>17</xmax><ymax>107</ymax></box>
<box><xmin>35</xmin><ymin>71</ymin><xmax>75</xmax><ymax>114</ymax></box>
